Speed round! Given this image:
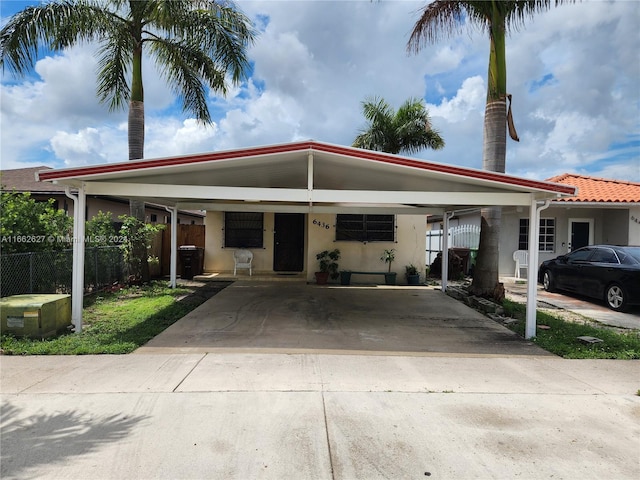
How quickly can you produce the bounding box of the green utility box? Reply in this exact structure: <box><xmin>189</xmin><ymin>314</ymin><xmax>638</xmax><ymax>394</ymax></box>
<box><xmin>0</xmin><ymin>294</ymin><xmax>72</xmax><ymax>338</ymax></box>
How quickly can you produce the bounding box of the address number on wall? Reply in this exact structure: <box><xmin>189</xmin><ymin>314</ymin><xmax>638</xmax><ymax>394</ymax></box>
<box><xmin>312</xmin><ymin>219</ymin><xmax>331</xmax><ymax>229</ymax></box>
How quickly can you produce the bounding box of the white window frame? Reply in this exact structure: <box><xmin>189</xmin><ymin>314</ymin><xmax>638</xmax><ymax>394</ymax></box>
<box><xmin>519</xmin><ymin>217</ymin><xmax>556</xmax><ymax>252</ymax></box>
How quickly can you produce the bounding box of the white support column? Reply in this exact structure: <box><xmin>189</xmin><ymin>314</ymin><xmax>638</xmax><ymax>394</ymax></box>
<box><xmin>441</xmin><ymin>212</ymin><xmax>452</xmax><ymax>292</ymax></box>
<box><xmin>165</xmin><ymin>206</ymin><xmax>178</xmax><ymax>288</ymax></box>
<box><xmin>65</xmin><ymin>185</ymin><xmax>85</xmax><ymax>333</ymax></box>
<box><xmin>525</xmin><ymin>198</ymin><xmax>551</xmax><ymax>339</ymax></box>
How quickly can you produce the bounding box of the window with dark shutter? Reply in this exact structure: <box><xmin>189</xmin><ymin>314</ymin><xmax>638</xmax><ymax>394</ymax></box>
<box><xmin>336</xmin><ymin>214</ymin><xmax>395</xmax><ymax>242</ymax></box>
<box><xmin>224</xmin><ymin>212</ymin><xmax>264</xmax><ymax>248</ymax></box>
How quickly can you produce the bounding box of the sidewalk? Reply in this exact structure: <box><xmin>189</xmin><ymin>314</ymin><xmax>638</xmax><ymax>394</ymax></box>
<box><xmin>2</xmin><ymin>352</ymin><xmax>639</xmax><ymax>479</ymax></box>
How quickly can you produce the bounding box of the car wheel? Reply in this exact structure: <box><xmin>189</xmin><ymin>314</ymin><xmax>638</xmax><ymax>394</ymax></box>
<box><xmin>542</xmin><ymin>270</ymin><xmax>556</xmax><ymax>292</ymax></box>
<box><xmin>605</xmin><ymin>283</ymin><xmax>628</xmax><ymax>312</ymax></box>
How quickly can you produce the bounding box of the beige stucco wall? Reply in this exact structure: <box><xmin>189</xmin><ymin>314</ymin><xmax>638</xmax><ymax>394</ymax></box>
<box><xmin>203</xmin><ymin>211</ymin><xmax>275</xmax><ymax>273</ymax></box>
<box><xmin>204</xmin><ymin>211</ymin><xmax>426</xmax><ymax>284</ymax></box>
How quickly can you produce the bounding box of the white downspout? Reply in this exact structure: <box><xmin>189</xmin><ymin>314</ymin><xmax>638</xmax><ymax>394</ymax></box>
<box><xmin>525</xmin><ymin>198</ymin><xmax>551</xmax><ymax>339</ymax></box>
<box><xmin>441</xmin><ymin>212</ymin><xmax>454</xmax><ymax>292</ymax></box>
<box><xmin>165</xmin><ymin>206</ymin><xmax>178</xmax><ymax>288</ymax></box>
<box><xmin>65</xmin><ymin>185</ymin><xmax>85</xmax><ymax>333</ymax></box>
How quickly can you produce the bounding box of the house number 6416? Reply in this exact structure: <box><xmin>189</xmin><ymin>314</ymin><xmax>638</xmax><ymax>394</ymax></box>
<box><xmin>312</xmin><ymin>219</ymin><xmax>331</xmax><ymax>229</ymax></box>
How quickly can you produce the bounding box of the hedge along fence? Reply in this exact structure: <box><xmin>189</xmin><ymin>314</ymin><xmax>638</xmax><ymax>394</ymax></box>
<box><xmin>0</xmin><ymin>246</ymin><xmax>126</xmax><ymax>297</ymax></box>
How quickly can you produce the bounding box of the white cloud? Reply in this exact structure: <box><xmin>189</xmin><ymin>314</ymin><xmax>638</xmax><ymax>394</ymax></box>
<box><xmin>145</xmin><ymin>118</ymin><xmax>218</xmax><ymax>158</ymax></box>
<box><xmin>50</xmin><ymin>127</ymin><xmax>108</xmax><ymax>166</ymax></box>
<box><xmin>427</xmin><ymin>76</ymin><xmax>485</xmax><ymax>123</ymax></box>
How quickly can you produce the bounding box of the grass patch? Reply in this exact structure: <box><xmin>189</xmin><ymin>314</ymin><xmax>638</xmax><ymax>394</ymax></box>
<box><xmin>1</xmin><ymin>281</ymin><xmax>231</xmax><ymax>355</ymax></box>
<box><xmin>502</xmin><ymin>299</ymin><xmax>640</xmax><ymax>359</ymax></box>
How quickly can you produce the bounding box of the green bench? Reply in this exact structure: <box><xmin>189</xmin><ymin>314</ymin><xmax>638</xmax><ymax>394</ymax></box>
<box><xmin>340</xmin><ymin>271</ymin><xmax>396</xmax><ymax>285</ymax></box>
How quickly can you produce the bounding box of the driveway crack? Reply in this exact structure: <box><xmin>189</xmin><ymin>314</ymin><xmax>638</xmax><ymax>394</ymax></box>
<box><xmin>171</xmin><ymin>353</ymin><xmax>207</xmax><ymax>392</ymax></box>
<box><xmin>321</xmin><ymin>390</ymin><xmax>336</xmax><ymax>480</ymax></box>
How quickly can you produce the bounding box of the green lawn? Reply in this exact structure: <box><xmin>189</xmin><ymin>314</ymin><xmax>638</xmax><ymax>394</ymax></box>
<box><xmin>1</xmin><ymin>281</ymin><xmax>230</xmax><ymax>355</ymax></box>
<box><xmin>502</xmin><ymin>299</ymin><xmax>640</xmax><ymax>359</ymax></box>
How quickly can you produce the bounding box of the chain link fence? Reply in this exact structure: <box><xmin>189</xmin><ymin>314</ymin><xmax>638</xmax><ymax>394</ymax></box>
<box><xmin>1</xmin><ymin>246</ymin><xmax>127</xmax><ymax>297</ymax></box>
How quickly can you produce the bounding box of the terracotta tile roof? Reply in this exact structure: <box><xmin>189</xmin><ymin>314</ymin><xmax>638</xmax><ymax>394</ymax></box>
<box><xmin>546</xmin><ymin>173</ymin><xmax>640</xmax><ymax>203</ymax></box>
<box><xmin>0</xmin><ymin>166</ymin><xmax>65</xmax><ymax>193</ymax></box>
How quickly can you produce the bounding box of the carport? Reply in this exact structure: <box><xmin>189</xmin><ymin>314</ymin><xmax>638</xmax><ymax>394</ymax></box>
<box><xmin>37</xmin><ymin>140</ymin><xmax>575</xmax><ymax>338</ymax></box>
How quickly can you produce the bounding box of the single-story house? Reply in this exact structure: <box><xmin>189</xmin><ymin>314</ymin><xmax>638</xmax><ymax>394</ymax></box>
<box><xmin>1</xmin><ymin>166</ymin><xmax>204</xmax><ymax>225</ymax></box>
<box><xmin>35</xmin><ymin>140</ymin><xmax>576</xmax><ymax>338</ymax></box>
<box><xmin>499</xmin><ymin>173</ymin><xmax>640</xmax><ymax>274</ymax></box>
<box><xmin>429</xmin><ymin>173</ymin><xmax>640</xmax><ymax>276</ymax></box>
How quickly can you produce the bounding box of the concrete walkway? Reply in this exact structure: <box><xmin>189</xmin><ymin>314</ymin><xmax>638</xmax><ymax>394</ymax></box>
<box><xmin>502</xmin><ymin>277</ymin><xmax>640</xmax><ymax>330</ymax></box>
<box><xmin>1</xmin><ymin>353</ymin><xmax>639</xmax><ymax>479</ymax></box>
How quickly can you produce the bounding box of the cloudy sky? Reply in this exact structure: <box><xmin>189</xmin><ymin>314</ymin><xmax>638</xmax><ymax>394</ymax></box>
<box><xmin>1</xmin><ymin>0</ymin><xmax>639</xmax><ymax>182</ymax></box>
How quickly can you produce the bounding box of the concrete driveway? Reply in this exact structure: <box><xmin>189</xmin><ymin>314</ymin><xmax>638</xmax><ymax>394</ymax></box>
<box><xmin>503</xmin><ymin>279</ymin><xmax>640</xmax><ymax>330</ymax></box>
<box><xmin>136</xmin><ymin>281</ymin><xmax>549</xmax><ymax>356</ymax></box>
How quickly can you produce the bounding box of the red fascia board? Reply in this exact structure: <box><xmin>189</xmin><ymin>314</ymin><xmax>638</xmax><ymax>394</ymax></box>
<box><xmin>36</xmin><ymin>141</ymin><xmax>315</xmax><ymax>181</ymax></box>
<box><xmin>37</xmin><ymin>140</ymin><xmax>576</xmax><ymax>195</ymax></box>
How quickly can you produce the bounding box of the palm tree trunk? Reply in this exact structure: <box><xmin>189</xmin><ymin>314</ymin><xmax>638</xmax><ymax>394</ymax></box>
<box><xmin>470</xmin><ymin>10</ymin><xmax>507</xmax><ymax>299</ymax></box>
<box><xmin>127</xmin><ymin>43</ymin><xmax>149</xmax><ymax>281</ymax></box>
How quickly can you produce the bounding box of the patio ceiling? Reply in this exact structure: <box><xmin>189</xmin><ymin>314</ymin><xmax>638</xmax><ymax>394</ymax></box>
<box><xmin>37</xmin><ymin>140</ymin><xmax>576</xmax><ymax>214</ymax></box>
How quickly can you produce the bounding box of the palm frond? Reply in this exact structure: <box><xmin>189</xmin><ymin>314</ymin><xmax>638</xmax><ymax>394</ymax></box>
<box><xmin>353</xmin><ymin>96</ymin><xmax>444</xmax><ymax>155</ymax></box>
<box><xmin>149</xmin><ymin>0</ymin><xmax>256</xmax><ymax>85</ymax></box>
<box><xmin>0</xmin><ymin>0</ymin><xmax>115</xmax><ymax>75</ymax></box>
<box><xmin>409</xmin><ymin>1</ymin><xmax>575</xmax><ymax>54</ymax></box>
<box><xmin>149</xmin><ymin>38</ymin><xmax>229</xmax><ymax>124</ymax></box>
<box><xmin>407</xmin><ymin>0</ymin><xmax>472</xmax><ymax>55</ymax></box>
<box><xmin>96</xmin><ymin>29</ymin><xmax>132</xmax><ymax>111</ymax></box>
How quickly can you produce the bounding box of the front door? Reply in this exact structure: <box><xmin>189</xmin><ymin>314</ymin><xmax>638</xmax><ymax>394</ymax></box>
<box><xmin>273</xmin><ymin>213</ymin><xmax>305</xmax><ymax>272</ymax></box>
<box><xmin>569</xmin><ymin>218</ymin><xmax>594</xmax><ymax>251</ymax></box>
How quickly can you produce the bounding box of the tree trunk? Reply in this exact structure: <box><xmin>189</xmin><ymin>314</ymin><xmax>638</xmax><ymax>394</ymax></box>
<box><xmin>128</xmin><ymin>98</ymin><xmax>149</xmax><ymax>282</ymax></box>
<box><xmin>470</xmin><ymin>12</ymin><xmax>508</xmax><ymax>299</ymax></box>
<box><xmin>470</xmin><ymin>99</ymin><xmax>507</xmax><ymax>298</ymax></box>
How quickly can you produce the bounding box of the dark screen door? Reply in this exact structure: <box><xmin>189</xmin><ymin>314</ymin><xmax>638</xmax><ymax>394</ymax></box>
<box><xmin>571</xmin><ymin>222</ymin><xmax>590</xmax><ymax>250</ymax></box>
<box><xmin>273</xmin><ymin>213</ymin><xmax>305</xmax><ymax>272</ymax></box>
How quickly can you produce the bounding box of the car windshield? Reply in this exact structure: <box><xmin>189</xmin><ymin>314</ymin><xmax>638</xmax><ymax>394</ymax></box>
<box><xmin>616</xmin><ymin>247</ymin><xmax>640</xmax><ymax>265</ymax></box>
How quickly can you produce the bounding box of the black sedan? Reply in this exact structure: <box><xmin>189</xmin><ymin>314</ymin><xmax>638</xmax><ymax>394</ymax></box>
<box><xmin>538</xmin><ymin>245</ymin><xmax>640</xmax><ymax>312</ymax></box>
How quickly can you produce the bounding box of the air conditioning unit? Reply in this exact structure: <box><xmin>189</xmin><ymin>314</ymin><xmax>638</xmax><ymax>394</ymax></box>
<box><xmin>0</xmin><ymin>294</ymin><xmax>72</xmax><ymax>338</ymax></box>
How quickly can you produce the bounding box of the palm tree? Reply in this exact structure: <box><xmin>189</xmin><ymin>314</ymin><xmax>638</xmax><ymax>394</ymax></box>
<box><xmin>1</xmin><ymin>0</ymin><xmax>256</xmax><ymax>280</ymax></box>
<box><xmin>407</xmin><ymin>0</ymin><xmax>574</xmax><ymax>298</ymax></box>
<box><xmin>353</xmin><ymin>96</ymin><xmax>444</xmax><ymax>154</ymax></box>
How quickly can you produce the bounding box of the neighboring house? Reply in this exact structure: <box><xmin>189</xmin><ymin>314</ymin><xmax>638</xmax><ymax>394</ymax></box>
<box><xmin>1</xmin><ymin>166</ymin><xmax>204</xmax><ymax>225</ymax></box>
<box><xmin>427</xmin><ymin>173</ymin><xmax>640</xmax><ymax>276</ymax></box>
<box><xmin>499</xmin><ymin>173</ymin><xmax>640</xmax><ymax>275</ymax></box>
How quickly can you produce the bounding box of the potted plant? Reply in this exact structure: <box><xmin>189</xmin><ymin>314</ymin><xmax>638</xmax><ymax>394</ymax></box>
<box><xmin>405</xmin><ymin>264</ymin><xmax>420</xmax><ymax>285</ymax></box>
<box><xmin>380</xmin><ymin>248</ymin><xmax>397</xmax><ymax>285</ymax></box>
<box><xmin>315</xmin><ymin>249</ymin><xmax>340</xmax><ymax>284</ymax></box>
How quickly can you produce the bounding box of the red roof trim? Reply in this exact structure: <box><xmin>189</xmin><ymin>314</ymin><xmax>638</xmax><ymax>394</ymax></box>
<box><xmin>37</xmin><ymin>140</ymin><xmax>576</xmax><ymax>195</ymax></box>
<box><xmin>37</xmin><ymin>141</ymin><xmax>314</xmax><ymax>181</ymax></box>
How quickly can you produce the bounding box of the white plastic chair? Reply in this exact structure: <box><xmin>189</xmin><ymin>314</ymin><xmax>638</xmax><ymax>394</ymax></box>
<box><xmin>513</xmin><ymin>250</ymin><xmax>528</xmax><ymax>279</ymax></box>
<box><xmin>233</xmin><ymin>249</ymin><xmax>253</xmax><ymax>276</ymax></box>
